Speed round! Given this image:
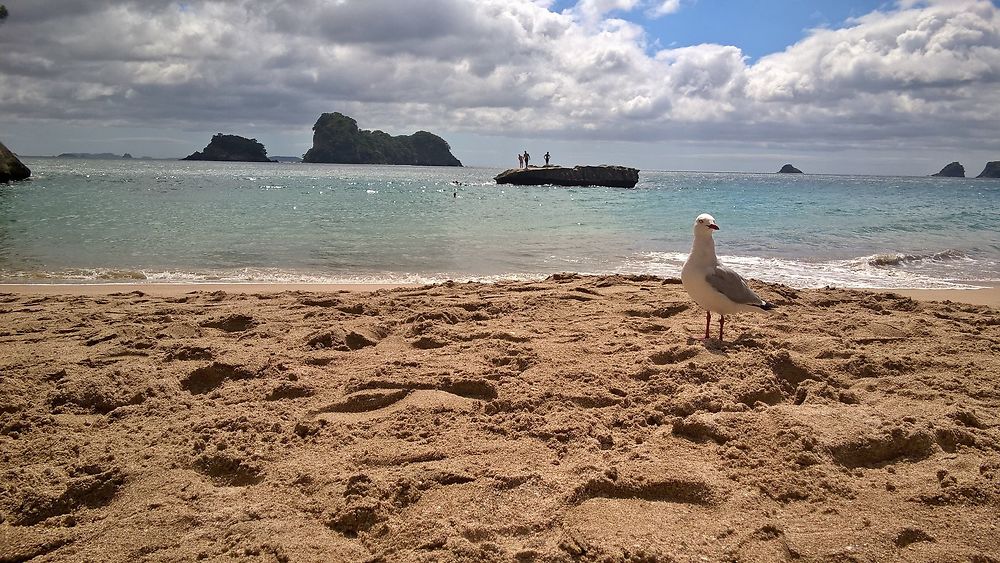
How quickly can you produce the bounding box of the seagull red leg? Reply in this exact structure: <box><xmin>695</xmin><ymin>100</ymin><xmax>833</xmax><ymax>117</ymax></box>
<box><xmin>718</xmin><ymin>315</ymin><xmax>725</xmax><ymax>341</ymax></box>
<box><xmin>704</xmin><ymin>311</ymin><xmax>711</xmax><ymax>340</ymax></box>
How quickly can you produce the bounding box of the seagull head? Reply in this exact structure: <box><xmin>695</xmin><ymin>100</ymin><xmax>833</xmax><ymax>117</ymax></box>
<box><xmin>695</xmin><ymin>213</ymin><xmax>719</xmax><ymax>234</ymax></box>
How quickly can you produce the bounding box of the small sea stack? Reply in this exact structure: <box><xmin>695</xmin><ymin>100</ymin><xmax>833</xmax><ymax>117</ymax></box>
<box><xmin>183</xmin><ymin>134</ymin><xmax>272</xmax><ymax>162</ymax></box>
<box><xmin>977</xmin><ymin>161</ymin><xmax>1000</xmax><ymax>178</ymax></box>
<box><xmin>494</xmin><ymin>165</ymin><xmax>639</xmax><ymax>188</ymax></box>
<box><xmin>778</xmin><ymin>164</ymin><xmax>803</xmax><ymax>174</ymax></box>
<box><xmin>0</xmin><ymin>141</ymin><xmax>31</xmax><ymax>182</ymax></box>
<box><xmin>932</xmin><ymin>162</ymin><xmax>965</xmax><ymax>177</ymax></box>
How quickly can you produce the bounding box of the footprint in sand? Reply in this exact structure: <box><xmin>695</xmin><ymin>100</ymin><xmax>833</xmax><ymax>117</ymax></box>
<box><xmin>199</xmin><ymin>313</ymin><xmax>256</xmax><ymax>333</ymax></box>
<box><xmin>180</xmin><ymin>362</ymin><xmax>256</xmax><ymax>395</ymax></box>
<box><xmin>308</xmin><ymin>380</ymin><xmax>497</xmax><ymax>423</ymax></box>
<box><xmin>193</xmin><ymin>452</ymin><xmax>264</xmax><ymax>487</ymax></box>
<box><xmin>572</xmin><ymin>472</ymin><xmax>723</xmax><ymax>506</ymax></box>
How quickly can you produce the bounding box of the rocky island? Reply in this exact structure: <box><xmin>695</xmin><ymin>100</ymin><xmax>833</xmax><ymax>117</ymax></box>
<box><xmin>56</xmin><ymin>152</ymin><xmax>133</xmax><ymax>160</ymax></box>
<box><xmin>0</xmin><ymin>141</ymin><xmax>31</xmax><ymax>182</ymax></box>
<box><xmin>778</xmin><ymin>164</ymin><xmax>803</xmax><ymax>173</ymax></box>
<box><xmin>977</xmin><ymin>161</ymin><xmax>1000</xmax><ymax>178</ymax></box>
<box><xmin>495</xmin><ymin>165</ymin><xmax>639</xmax><ymax>188</ymax></box>
<box><xmin>182</xmin><ymin>134</ymin><xmax>272</xmax><ymax>162</ymax></box>
<box><xmin>932</xmin><ymin>162</ymin><xmax>965</xmax><ymax>177</ymax></box>
<box><xmin>302</xmin><ymin>112</ymin><xmax>461</xmax><ymax>166</ymax></box>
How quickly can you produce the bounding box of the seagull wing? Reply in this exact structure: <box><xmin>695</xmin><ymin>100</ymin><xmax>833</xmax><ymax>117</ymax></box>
<box><xmin>705</xmin><ymin>265</ymin><xmax>764</xmax><ymax>306</ymax></box>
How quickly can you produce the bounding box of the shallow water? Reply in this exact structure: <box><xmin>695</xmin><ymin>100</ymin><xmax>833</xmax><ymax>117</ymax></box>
<box><xmin>2</xmin><ymin>158</ymin><xmax>998</xmax><ymax>288</ymax></box>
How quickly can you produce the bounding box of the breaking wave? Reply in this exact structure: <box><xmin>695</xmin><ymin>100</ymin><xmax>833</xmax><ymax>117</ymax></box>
<box><xmin>866</xmin><ymin>249</ymin><xmax>971</xmax><ymax>267</ymax></box>
<box><xmin>621</xmin><ymin>250</ymin><xmax>995</xmax><ymax>290</ymax></box>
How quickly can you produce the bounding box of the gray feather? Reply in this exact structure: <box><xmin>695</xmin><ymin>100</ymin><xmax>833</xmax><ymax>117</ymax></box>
<box><xmin>705</xmin><ymin>265</ymin><xmax>764</xmax><ymax>305</ymax></box>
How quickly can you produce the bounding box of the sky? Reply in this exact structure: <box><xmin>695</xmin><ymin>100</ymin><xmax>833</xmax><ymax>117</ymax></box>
<box><xmin>1</xmin><ymin>0</ymin><xmax>999</xmax><ymax>175</ymax></box>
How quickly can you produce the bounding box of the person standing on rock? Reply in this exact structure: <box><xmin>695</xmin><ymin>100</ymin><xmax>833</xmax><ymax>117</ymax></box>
<box><xmin>518</xmin><ymin>153</ymin><xmax>524</xmax><ymax>168</ymax></box>
<box><xmin>544</xmin><ymin>151</ymin><xmax>550</xmax><ymax>166</ymax></box>
<box><xmin>524</xmin><ymin>151</ymin><xmax>530</xmax><ymax>167</ymax></box>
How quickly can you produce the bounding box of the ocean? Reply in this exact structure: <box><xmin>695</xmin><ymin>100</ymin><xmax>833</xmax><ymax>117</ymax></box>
<box><xmin>2</xmin><ymin>158</ymin><xmax>998</xmax><ymax>289</ymax></box>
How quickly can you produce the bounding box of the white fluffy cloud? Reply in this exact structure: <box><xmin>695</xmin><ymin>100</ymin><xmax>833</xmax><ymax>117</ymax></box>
<box><xmin>0</xmin><ymin>0</ymin><xmax>998</xmax><ymax>154</ymax></box>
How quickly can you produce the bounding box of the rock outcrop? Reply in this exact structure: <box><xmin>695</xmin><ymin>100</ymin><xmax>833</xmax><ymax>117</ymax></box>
<box><xmin>0</xmin><ymin>141</ymin><xmax>31</xmax><ymax>182</ymax></box>
<box><xmin>778</xmin><ymin>164</ymin><xmax>803</xmax><ymax>174</ymax></box>
<box><xmin>976</xmin><ymin>161</ymin><xmax>1000</xmax><ymax>178</ymax></box>
<box><xmin>182</xmin><ymin>134</ymin><xmax>271</xmax><ymax>162</ymax></box>
<box><xmin>302</xmin><ymin>112</ymin><xmax>461</xmax><ymax>166</ymax></box>
<box><xmin>494</xmin><ymin>165</ymin><xmax>639</xmax><ymax>188</ymax></box>
<box><xmin>932</xmin><ymin>162</ymin><xmax>965</xmax><ymax>177</ymax></box>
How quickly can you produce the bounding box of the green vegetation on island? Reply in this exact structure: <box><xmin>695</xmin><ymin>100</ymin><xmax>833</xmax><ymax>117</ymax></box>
<box><xmin>182</xmin><ymin>134</ymin><xmax>272</xmax><ymax>162</ymax></box>
<box><xmin>303</xmin><ymin>112</ymin><xmax>462</xmax><ymax>166</ymax></box>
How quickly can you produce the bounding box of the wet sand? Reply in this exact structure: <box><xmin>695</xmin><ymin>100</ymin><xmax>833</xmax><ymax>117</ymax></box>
<box><xmin>2</xmin><ymin>282</ymin><xmax>998</xmax><ymax>306</ymax></box>
<box><xmin>1</xmin><ymin>274</ymin><xmax>998</xmax><ymax>561</ymax></box>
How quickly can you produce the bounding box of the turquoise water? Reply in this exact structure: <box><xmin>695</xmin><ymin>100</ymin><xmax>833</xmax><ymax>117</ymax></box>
<box><xmin>2</xmin><ymin>158</ymin><xmax>998</xmax><ymax>288</ymax></box>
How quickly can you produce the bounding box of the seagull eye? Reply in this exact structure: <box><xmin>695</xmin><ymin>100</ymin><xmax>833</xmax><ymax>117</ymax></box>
<box><xmin>698</xmin><ymin>219</ymin><xmax>703</xmax><ymax>224</ymax></box>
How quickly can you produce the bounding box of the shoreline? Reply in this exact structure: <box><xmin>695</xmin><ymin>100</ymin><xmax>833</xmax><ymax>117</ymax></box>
<box><xmin>0</xmin><ymin>282</ymin><xmax>414</xmax><ymax>297</ymax></box>
<box><xmin>1</xmin><ymin>280</ymin><xmax>997</xmax><ymax>306</ymax></box>
<box><xmin>861</xmin><ymin>286</ymin><xmax>999</xmax><ymax>307</ymax></box>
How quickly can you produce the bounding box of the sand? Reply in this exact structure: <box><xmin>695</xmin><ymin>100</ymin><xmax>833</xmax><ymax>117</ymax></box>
<box><xmin>1</xmin><ymin>274</ymin><xmax>998</xmax><ymax>562</ymax></box>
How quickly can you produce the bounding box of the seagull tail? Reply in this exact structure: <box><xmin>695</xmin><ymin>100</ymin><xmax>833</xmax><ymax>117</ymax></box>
<box><xmin>756</xmin><ymin>301</ymin><xmax>775</xmax><ymax>312</ymax></box>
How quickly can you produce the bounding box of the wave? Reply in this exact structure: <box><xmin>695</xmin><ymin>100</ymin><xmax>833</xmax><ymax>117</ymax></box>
<box><xmin>865</xmin><ymin>249</ymin><xmax>971</xmax><ymax>267</ymax></box>
<box><xmin>2</xmin><ymin>249</ymin><xmax>996</xmax><ymax>290</ymax></box>
<box><xmin>0</xmin><ymin>267</ymin><xmax>546</xmax><ymax>286</ymax></box>
<box><xmin>622</xmin><ymin>251</ymin><xmax>995</xmax><ymax>290</ymax></box>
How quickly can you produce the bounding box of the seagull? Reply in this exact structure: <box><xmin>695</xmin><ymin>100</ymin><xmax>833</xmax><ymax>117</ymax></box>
<box><xmin>681</xmin><ymin>213</ymin><xmax>773</xmax><ymax>341</ymax></box>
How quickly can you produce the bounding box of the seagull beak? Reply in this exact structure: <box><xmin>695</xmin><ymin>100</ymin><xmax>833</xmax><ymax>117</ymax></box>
<box><xmin>708</xmin><ymin>224</ymin><xmax>719</xmax><ymax>230</ymax></box>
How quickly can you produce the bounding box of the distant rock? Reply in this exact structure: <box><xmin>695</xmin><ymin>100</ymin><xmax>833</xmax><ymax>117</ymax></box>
<box><xmin>494</xmin><ymin>165</ymin><xmax>639</xmax><ymax>188</ymax></box>
<box><xmin>931</xmin><ymin>162</ymin><xmax>964</xmax><ymax>177</ymax></box>
<box><xmin>302</xmin><ymin>112</ymin><xmax>461</xmax><ymax>167</ymax></box>
<box><xmin>0</xmin><ymin>141</ymin><xmax>31</xmax><ymax>182</ymax></box>
<box><xmin>56</xmin><ymin>152</ymin><xmax>127</xmax><ymax>159</ymax></box>
<box><xmin>976</xmin><ymin>161</ymin><xmax>1000</xmax><ymax>178</ymax></box>
<box><xmin>122</xmin><ymin>153</ymin><xmax>133</xmax><ymax>159</ymax></box>
<box><xmin>778</xmin><ymin>164</ymin><xmax>803</xmax><ymax>174</ymax></box>
<box><xmin>182</xmin><ymin>134</ymin><xmax>271</xmax><ymax>162</ymax></box>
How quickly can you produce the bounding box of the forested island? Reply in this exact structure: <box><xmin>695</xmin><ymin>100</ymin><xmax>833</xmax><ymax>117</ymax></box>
<box><xmin>302</xmin><ymin>113</ymin><xmax>461</xmax><ymax>166</ymax></box>
<box><xmin>182</xmin><ymin>134</ymin><xmax>272</xmax><ymax>162</ymax></box>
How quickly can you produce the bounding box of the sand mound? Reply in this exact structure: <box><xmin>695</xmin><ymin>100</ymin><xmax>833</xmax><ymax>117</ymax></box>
<box><xmin>1</xmin><ymin>275</ymin><xmax>998</xmax><ymax>561</ymax></box>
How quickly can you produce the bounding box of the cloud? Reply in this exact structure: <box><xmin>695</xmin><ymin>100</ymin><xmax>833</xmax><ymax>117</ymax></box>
<box><xmin>0</xmin><ymin>0</ymin><xmax>997</xmax><ymax>155</ymax></box>
<box><xmin>742</xmin><ymin>0</ymin><xmax>1000</xmax><ymax>145</ymax></box>
<box><xmin>648</xmin><ymin>0</ymin><xmax>683</xmax><ymax>18</ymax></box>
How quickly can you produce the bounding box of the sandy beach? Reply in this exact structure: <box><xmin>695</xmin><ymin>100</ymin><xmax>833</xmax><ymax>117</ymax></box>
<box><xmin>1</xmin><ymin>274</ymin><xmax>998</xmax><ymax>562</ymax></box>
